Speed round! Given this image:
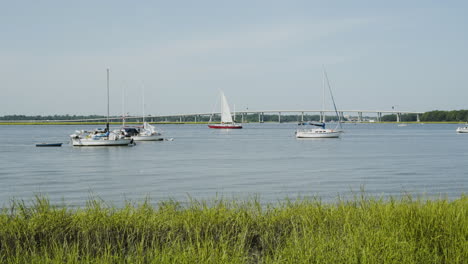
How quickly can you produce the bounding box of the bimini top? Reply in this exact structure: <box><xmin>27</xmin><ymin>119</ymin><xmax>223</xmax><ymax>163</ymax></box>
<box><xmin>297</xmin><ymin>122</ymin><xmax>326</xmax><ymax>128</ymax></box>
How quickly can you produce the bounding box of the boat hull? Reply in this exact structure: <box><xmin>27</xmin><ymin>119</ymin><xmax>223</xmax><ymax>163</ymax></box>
<box><xmin>208</xmin><ymin>124</ymin><xmax>242</xmax><ymax>129</ymax></box>
<box><xmin>36</xmin><ymin>143</ymin><xmax>63</xmax><ymax>147</ymax></box>
<box><xmin>71</xmin><ymin>138</ymin><xmax>133</xmax><ymax>146</ymax></box>
<box><xmin>295</xmin><ymin>129</ymin><xmax>341</xmax><ymax>138</ymax></box>
<box><xmin>456</xmin><ymin>127</ymin><xmax>468</xmax><ymax>133</ymax></box>
<box><xmin>132</xmin><ymin>135</ymin><xmax>164</xmax><ymax>141</ymax></box>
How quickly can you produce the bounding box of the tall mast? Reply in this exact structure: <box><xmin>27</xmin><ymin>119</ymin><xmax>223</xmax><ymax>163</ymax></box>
<box><xmin>322</xmin><ymin>69</ymin><xmax>326</xmax><ymax>123</ymax></box>
<box><xmin>106</xmin><ymin>68</ymin><xmax>110</xmax><ymax>132</ymax></box>
<box><xmin>122</xmin><ymin>86</ymin><xmax>125</xmax><ymax>127</ymax></box>
<box><xmin>142</xmin><ymin>85</ymin><xmax>145</xmax><ymax>123</ymax></box>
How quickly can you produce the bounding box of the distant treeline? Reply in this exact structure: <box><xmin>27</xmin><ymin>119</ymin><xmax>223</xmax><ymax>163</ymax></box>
<box><xmin>380</xmin><ymin>110</ymin><xmax>468</xmax><ymax>122</ymax></box>
<box><xmin>420</xmin><ymin>110</ymin><xmax>468</xmax><ymax>122</ymax></box>
<box><xmin>0</xmin><ymin>114</ymin><xmax>106</xmax><ymax>121</ymax></box>
<box><xmin>381</xmin><ymin>114</ymin><xmax>418</xmax><ymax>122</ymax></box>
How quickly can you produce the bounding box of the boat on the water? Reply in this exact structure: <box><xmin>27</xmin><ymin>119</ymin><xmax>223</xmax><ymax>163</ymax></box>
<box><xmin>295</xmin><ymin>68</ymin><xmax>343</xmax><ymax>139</ymax></box>
<box><xmin>70</xmin><ymin>129</ymin><xmax>133</xmax><ymax>146</ymax></box>
<box><xmin>70</xmin><ymin>69</ymin><xmax>133</xmax><ymax>147</ymax></box>
<box><xmin>36</xmin><ymin>143</ymin><xmax>63</xmax><ymax>147</ymax></box>
<box><xmin>208</xmin><ymin>91</ymin><xmax>242</xmax><ymax>129</ymax></box>
<box><xmin>122</xmin><ymin>122</ymin><xmax>163</xmax><ymax>141</ymax></box>
<box><xmin>122</xmin><ymin>88</ymin><xmax>164</xmax><ymax>141</ymax></box>
<box><xmin>456</xmin><ymin>126</ymin><xmax>468</xmax><ymax>133</ymax></box>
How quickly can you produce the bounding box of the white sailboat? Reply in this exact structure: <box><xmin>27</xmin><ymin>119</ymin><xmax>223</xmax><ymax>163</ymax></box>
<box><xmin>208</xmin><ymin>91</ymin><xmax>242</xmax><ymax>129</ymax></box>
<box><xmin>122</xmin><ymin>87</ymin><xmax>163</xmax><ymax>141</ymax></box>
<box><xmin>70</xmin><ymin>69</ymin><xmax>133</xmax><ymax>146</ymax></box>
<box><xmin>295</xmin><ymin>68</ymin><xmax>343</xmax><ymax>138</ymax></box>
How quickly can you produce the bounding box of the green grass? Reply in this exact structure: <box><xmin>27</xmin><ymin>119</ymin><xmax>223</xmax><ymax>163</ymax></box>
<box><xmin>0</xmin><ymin>195</ymin><xmax>466</xmax><ymax>263</ymax></box>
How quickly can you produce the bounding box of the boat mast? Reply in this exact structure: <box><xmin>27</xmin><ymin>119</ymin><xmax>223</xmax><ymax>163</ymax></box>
<box><xmin>122</xmin><ymin>86</ymin><xmax>125</xmax><ymax>127</ymax></box>
<box><xmin>106</xmin><ymin>68</ymin><xmax>110</xmax><ymax>132</ymax></box>
<box><xmin>142</xmin><ymin>85</ymin><xmax>145</xmax><ymax>123</ymax></box>
<box><xmin>322</xmin><ymin>69</ymin><xmax>326</xmax><ymax>123</ymax></box>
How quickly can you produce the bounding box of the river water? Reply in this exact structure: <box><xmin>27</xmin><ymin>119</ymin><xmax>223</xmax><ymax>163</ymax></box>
<box><xmin>0</xmin><ymin>123</ymin><xmax>466</xmax><ymax>206</ymax></box>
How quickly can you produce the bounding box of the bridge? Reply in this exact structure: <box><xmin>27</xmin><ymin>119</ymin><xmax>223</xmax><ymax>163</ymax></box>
<box><xmin>146</xmin><ymin>109</ymin><xmax>424</xmax><ymax>123</ymax></box>
<box><xmin>3</xmin><ymin>110</ymin><xmax>424</xmax><ymax>123</ymax></box>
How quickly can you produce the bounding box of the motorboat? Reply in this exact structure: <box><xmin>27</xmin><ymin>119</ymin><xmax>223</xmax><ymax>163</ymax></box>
<box><xmin>208</xmin><ymin>91</ymin><xmax>242</xmax><ymax>129</ymax></box>
<box><xmin>456</xmin><ymin>126</ymin><xmax>468</xmax><ymax>133</ymax></box>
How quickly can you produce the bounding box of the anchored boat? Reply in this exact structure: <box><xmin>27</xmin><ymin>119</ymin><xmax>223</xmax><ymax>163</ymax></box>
<box><xmin>295</xmin><ymin>68</ymin><xmax>343</xmax><ymax>139</ymax></box>
<box><xmin>208</xmin><ymin>91</ymin><xmax>242</xmax><ymax>129</ymax></box>
<box><xmin>456</xmin><ymin>126</ymin><xmax>468</xmax><ymax>133</ymax></box>
<box><xmin>36</xmin><ymin>143</ymin><xmax>63</xmax><ymax>147</ymax></box>
<box><xmin>70</xmin><ymin>69</ymin><xmax>133</xmax><ymax>147</ymax></box>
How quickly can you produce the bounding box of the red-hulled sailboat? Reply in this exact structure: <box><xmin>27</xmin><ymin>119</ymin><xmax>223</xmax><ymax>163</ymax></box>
<box><xmin>208</xmin><ymin>91</ymin><xmax>242</xmax><ymax>129</ymax></box>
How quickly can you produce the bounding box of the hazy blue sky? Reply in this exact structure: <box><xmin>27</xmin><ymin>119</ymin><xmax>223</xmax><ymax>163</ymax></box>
<box><xmin>1</xmin><ymin>1</ymin><xmax>467</xmax><ymax>116</ymax></box>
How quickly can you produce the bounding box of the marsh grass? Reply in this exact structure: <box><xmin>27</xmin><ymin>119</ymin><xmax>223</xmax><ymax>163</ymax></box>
<box><xmin>0</xmin><ymin>195</ymin><xmax>466</xmax><ymax>263</ymax></box>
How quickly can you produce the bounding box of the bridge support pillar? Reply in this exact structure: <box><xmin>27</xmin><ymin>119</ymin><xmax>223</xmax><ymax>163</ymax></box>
<box><xmin>179</xmin><ymin>116</ymin><xmax>182</xmax><ymax>123</ymax></box>
<box><xmin>241</xmin><ymin>113</ymin><xmax>244</xmax><ymax>123</ymax></box>
<box><xmin>340</xmin><ymin>112</ymin><xmax>344</xmax><ymax>122</ymax></box>
<box><xmin>261</xmin><ymin>112</ymin><xmax>264</xmax><ymax>123</ymax></box>
<box><xmin>377</xmin><ymin>112</ymin><xmax>382</xmax><ymax>122</ymax></box>
<box><xmin>278</xmin><ymin>112</ymin><xmax>281</xmax><ymax>123</ymax></box>
<box><xmin>258</xmin><ymin>113</ymin><xmax>261</xmax><ymax>123</ymax></box>
<box><xmin>396</xmin><ymin>113</ymin><xmax>401</xmax><ymax>122</ymax></box>
<box><xmin>358</xmin><ymin>112</ymin><xmax>363</xmax><ymax>122</ymax></box>
<box><xmin>416</xmin><ymin>114</ymin><xmax>420</xmax><ymax>122</ymax></box>
<box><xmin>301</xmin><ymin>112</ymin><xmax>304</xmax><ymax>122</ymax></box>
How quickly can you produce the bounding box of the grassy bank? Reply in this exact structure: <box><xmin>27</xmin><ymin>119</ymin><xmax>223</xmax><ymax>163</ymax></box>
<box><xmin>0</xmin><ymin>195</ymin><xmax>466</xmax><ymax>263</ymax></box>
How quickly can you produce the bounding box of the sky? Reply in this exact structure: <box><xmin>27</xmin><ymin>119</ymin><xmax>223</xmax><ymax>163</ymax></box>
<box><xmin>1</xmin><ymin>0</ymin><xmax>467</xmax><ymax>116</ymax></box>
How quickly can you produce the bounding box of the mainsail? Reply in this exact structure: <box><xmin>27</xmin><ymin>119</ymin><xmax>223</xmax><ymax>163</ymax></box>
<box><xmin>220</xmin><ymin>91</ymin><xmax>234</xmax><ymax>123</ymax></box>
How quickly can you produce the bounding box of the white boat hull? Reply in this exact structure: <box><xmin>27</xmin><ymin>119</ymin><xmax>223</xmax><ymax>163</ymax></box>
<box><xmin>456</xmin><ymin>127</ymin><xmax>468</xmax><ymax>133</ymax></box>
<box><xmin>295</xmin><ymin>129</ymin><xmax>341</xmax><ymax>138</ymax></box>
<box><xmin>71</xmin><ymin>138</ymin><xmax>133</xmax><ymax>146</ymax></box>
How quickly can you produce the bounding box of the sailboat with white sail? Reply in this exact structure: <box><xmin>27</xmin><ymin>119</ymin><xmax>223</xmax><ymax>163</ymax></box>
<box><xmin>208</xmin><ymin>91</ymin><xmax>242</xmax><ymax>129</ymax></box>
<box><xmin>70</xmin><ymin>69</ymin><xmax>133</xmax><ymax>146</ymax></box>
<box><xmin>295</xmin><ymin>68</ymin><xmax>343</xmax><ymax>138</ymax></box>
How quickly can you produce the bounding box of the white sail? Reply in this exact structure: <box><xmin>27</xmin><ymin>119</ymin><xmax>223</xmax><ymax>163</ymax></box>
<box><xmin>220</xmin><ymin>91</ymin><xmax>234</xmax><ymax>123</ymax></box>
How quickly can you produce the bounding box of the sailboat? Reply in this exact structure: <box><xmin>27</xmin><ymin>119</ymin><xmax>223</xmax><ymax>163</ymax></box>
<box><xmin>208</xmin><ymin>91</ymin><xmax>242</xmax><ymax>129</ymax></box>
<box><xmin>295</xmin><ymin>68</ymin><xmax>343</xmax><ymax>138</ymax></box>
<box><xmin>121</xmin><ymin>87</ymin><xmax>163</xmax><ymax>141</ymax></box>
<box><xmin>70</xmin><ymin>69</ymin><xmax>134</xmax><ymax>146</ymax></box>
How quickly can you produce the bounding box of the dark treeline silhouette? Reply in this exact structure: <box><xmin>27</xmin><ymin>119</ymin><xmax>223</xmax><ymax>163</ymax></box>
<box><xmin>381</xmin><ymin>113</ymin><xmax>418</xmax><ymax>122</ymax></box>
<box><xmin>420</xmin><ymin>110</ymin><xmax>468</xmax><ymax>122</ymax></box>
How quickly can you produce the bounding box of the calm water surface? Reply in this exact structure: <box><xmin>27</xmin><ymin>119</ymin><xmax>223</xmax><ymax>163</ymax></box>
<box><xmin>0</xmin><ymin>123</ymin><xmax>466</xmax><ymax>206</ymax></box>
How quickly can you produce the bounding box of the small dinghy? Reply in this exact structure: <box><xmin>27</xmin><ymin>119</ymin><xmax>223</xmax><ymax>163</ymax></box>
<box><xmin>36</xmin><ymin>143</ymin><xmax>63</xmax><ymax>147</ymax></box>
